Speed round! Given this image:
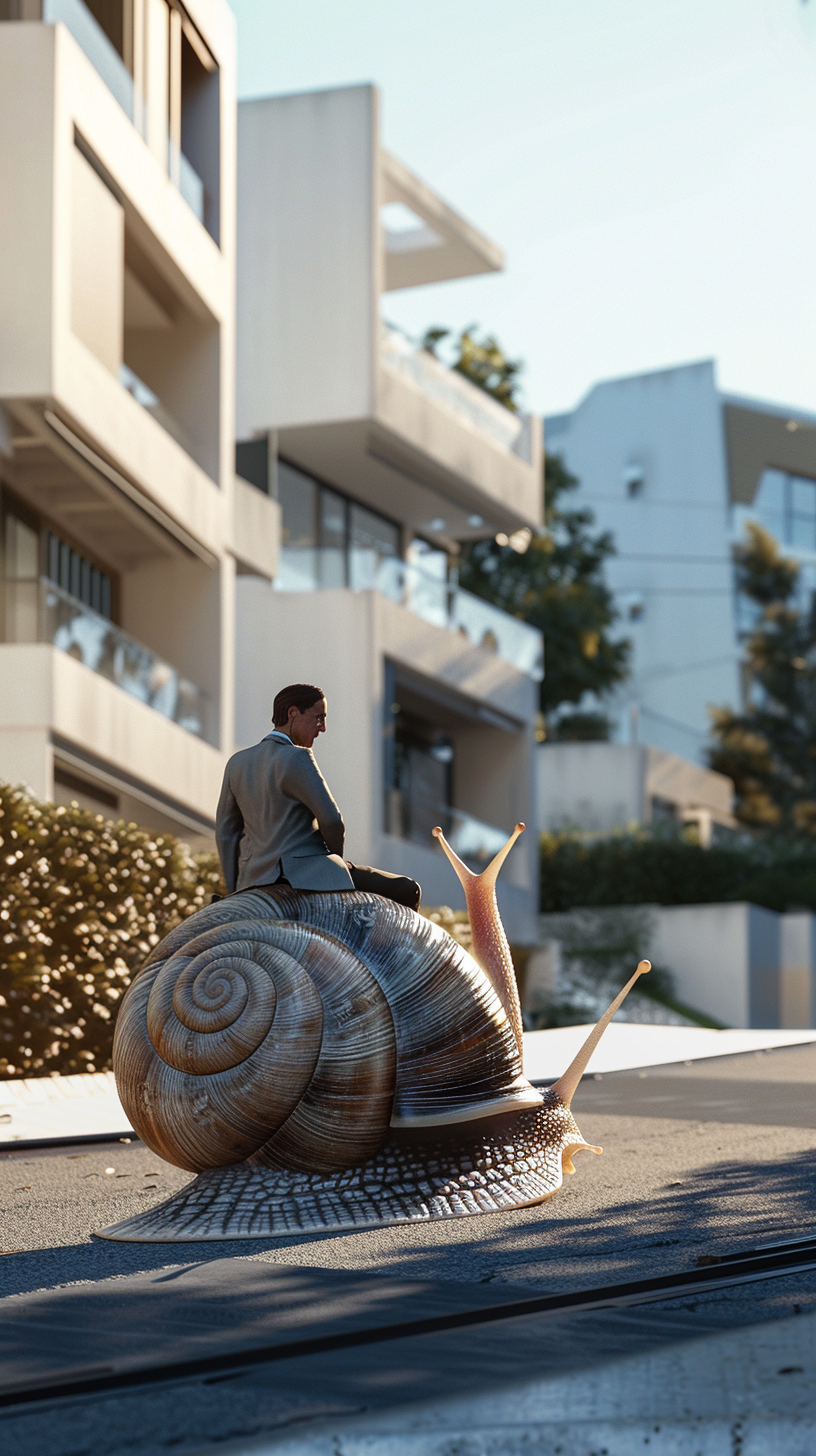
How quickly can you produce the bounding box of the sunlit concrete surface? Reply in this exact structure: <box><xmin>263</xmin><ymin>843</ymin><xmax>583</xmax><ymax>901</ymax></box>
<box><xmin>523</xmin><ymin>1023</ymin><xmax>816</xmax><ymax>1082</ymax></box>
<box><xmin>5</xmin><ymin>1026</ymin><xmax>816</xmax><ymax>1146</ymax></box>
<box><xmin>0</xmin><ymin>1071</ymin><xmax>131</xmax><ymax>1146</ymax></box>
<box><xmin>200</xmin><ymin>1308</ymin><xmax>816</xmax><ymax>1455</ymax></box>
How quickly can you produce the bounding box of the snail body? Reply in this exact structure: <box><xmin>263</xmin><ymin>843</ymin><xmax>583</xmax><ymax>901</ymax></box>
<box><xmin>103</xmin><ymin>828</ymin><xmax>649</xmax><ymax>1243</ymax></box>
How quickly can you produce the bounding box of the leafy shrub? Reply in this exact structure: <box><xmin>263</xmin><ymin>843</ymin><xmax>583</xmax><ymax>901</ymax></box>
<box><xmin>540</xmin><ymin>830</ymin><xmax>816</xmax><ymax>914</ymax></box>
<box><xmin>0</xmin><ymin>782</ymin><xmax>223</xmax><ymax>1079</ymax></box>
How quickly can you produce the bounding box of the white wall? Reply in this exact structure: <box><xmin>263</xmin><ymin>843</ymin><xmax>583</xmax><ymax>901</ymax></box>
<box><xmin>236</xmin><ymin>86</ymin><xmax>377</xmax><ymax>436</ymax></box>
<box><xmin>0</xmin><ymin>25</ymin><xmax>55</xmax><ymax>399</ymax></box>
<box><xmin>651</xmin><ymin>902</ymin><xmax>780</xmax><ymax>1028</ymax></box>
<box><xmin>546</xmin><ymin>362</ymin><xmax>742</xmax><ymax>763</ymax></box>
<box><xmin>538</xmin><ymin>742</ymin><xmax>645</xmax><ymax>832</ymax></box>
<box><xmin>780</xmin><ymin>912</ymin><xmax>816</xmax><ymax>1030</ymax></box>
<box><xmin>70</xmin><ymin>144</ymin><xmax>123</xmax><ymax>375</ymax></box>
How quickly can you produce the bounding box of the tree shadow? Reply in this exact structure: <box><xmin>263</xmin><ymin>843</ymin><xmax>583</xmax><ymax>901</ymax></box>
<box><xmin>3</xmin><ymin>1145</ymin><xmax>816</xmax><ymax>1303</ymax></box>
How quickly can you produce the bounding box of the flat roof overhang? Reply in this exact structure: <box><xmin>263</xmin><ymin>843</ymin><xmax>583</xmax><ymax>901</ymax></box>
<box><xmin>275</xmin><ymin>415</ymin><xmax>541</xmax><ymax>550</ymax></box>
<box><xmin>723</xmin><ymin>397</ymin><xmax>816</xmax><ymax>504</ymax></box>
<box><xmin>1</xmin><ymin>401</ymin><xmax>216</xmax><ymax>571</ymax></box>
<box><xmin>381</xmin><ymin>151</ymin><xmax>504</xmax><ymax>292</ymax></box>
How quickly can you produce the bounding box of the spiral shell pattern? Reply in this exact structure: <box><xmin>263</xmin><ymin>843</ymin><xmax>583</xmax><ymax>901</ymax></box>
<box><xmin>113</xmin><ymin>889</ymin><xmax>541</xmax><ymax>1176</ymax></box>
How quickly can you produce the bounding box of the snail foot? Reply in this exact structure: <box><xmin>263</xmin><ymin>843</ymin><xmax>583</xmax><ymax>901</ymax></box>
<box><xmin>96</xmin><ymin>1095</ymin><xmax>600</xmax><ymax>1242</ymax></box>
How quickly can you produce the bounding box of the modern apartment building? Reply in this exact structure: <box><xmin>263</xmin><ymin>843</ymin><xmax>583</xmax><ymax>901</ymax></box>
<box><xmin>546</xmin><ymin>360</ymin><xmax>816</xmax><ymax>764</ymax></box>
<box><xmin>0</xmin><ymin>0</ymin><xmax>274</xmax><ymax>844</ymax></box>
<box><xmin>235</xmin><ymin>85</ymin><xmax>543</xmax><ymax>939</ymax></box>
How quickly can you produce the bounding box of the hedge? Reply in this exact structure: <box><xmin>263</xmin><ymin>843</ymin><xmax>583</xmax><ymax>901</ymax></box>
<box><xmin>540</xmin><ymin>830</ymin><xmax>816</xmax><ymax>914</ymax></box>
<box><xmin>0</xmin><ymin>782</ymin><xmax>223</xmax><ymax>1079</ymax></box>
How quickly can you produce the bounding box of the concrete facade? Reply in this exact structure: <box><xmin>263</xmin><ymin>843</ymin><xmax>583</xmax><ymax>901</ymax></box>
<box><xmin>0</xmin><ymin>0</ymin><xmax>242</xmax><ymax>844</ymax></box>
<box><xmin>533</xmin><ymin>900</ymin><xmax>816</xmax><ymax>1030</ymax></box>
<box><xmin>651</xmin><ymin>902</ymin><xmax>781</xmax><ymax>1029</ymax></box>
<box><xmin>546</xmin><ymin>360</ymin><xmax>816</xmax><ymax>764</ymax></box>
<box><xmin>235</xmin><ymin>85</ymin><xmax>544</xmax><ymax>940</ymax></box>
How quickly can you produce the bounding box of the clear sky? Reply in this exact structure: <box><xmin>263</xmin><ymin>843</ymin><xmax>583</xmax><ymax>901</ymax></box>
<box><xmin>228</xmin><ymin>0</ymin><xmax>816</xmax><ymax>420</ymax></box>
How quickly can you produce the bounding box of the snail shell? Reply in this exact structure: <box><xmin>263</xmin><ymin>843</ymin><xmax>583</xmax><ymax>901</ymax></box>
<box><xmin>113</xmin><ymin>888</ymin><xmax>542</xmax><ymax>1176</ymax></box>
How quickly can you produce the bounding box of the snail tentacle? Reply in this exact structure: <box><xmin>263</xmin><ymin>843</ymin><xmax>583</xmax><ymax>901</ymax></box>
<box><xmin>433</xmin><ymin>823</ymin><xmax>526</xmax><ymax>1059</ymax></box>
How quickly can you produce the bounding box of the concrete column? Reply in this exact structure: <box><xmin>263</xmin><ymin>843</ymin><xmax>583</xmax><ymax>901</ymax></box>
<box><xmin>0</xmin><ymin>728</ymin><xmax>53</xmax><ymax>800</ymax></box>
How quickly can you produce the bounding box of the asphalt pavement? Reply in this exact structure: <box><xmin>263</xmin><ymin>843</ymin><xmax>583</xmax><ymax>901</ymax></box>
<box><xmin>1</xmin><ymin>1042</ymin><xmax>816</xmax><ymax>1454</ymax></box>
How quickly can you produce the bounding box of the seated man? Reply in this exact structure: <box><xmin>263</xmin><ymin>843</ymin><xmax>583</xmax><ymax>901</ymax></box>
<box><xmin>216</xmin><ymin>682</ymin><xmax>421</xmax><ymax>911</ymax></box>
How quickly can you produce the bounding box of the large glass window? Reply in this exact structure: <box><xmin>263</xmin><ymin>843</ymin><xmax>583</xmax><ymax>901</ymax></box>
<box><xmin>750</xmin><ymin>469</ymin><xmax>816</xmax><ymax>553</ymax></box>
<box><xmin>349</xmin><ymin>504</ymin><xmax>400</xmax><ymax>590</ymax></box>
<box><xmin>46</xmin><ymin>531</ymin><xmax>112</xmax><ymax>619</ymax></box>
<box><xmin>276</xmin><ymin>463</ymin><xmax>318</xmax><ymax>590</ymax></box>
<box><xmin>275</xmin><ymin>461</ymin><xmax>400</xmax><ymax>593</ymax></box>
<box><xmin>388</xmin><ymin>704</ymin><xmax>454</xmax><ymax>846</ymax></box>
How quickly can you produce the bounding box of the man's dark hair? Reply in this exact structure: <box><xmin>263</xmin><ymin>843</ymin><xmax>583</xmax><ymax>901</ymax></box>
<box><xmin>272</xmin><ymin>683</ymin><xmax>325</xmax><ymax>728</ymax></box>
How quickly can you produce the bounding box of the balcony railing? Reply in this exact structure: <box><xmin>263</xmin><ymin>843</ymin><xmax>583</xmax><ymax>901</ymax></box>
<box><xmin>380</xmin><ymin>325</ymin><xmax>535</xmax><ymax>461</ymax></box>
<box><xmin>4</xmin><ymin>580</ymin><xmax>210</xmax><ymax>741</ymax></box>
<box><xmin>376</xmin><ymin>558</ymin><xmax>544</xmax><ymax>680</ymax></box>
<box><xmin>44</xmin><ymin>0</ymin><xmax>206</xmax><ymax>224</ymax></box>
<box><xmin>118</xmin><ymin>364</ymin><xmax>198</xmax><ymax>460</ymax></box>
<box><xmin>44</xmin><ymin>0</ymin><xmax>136</xmax><ymax>119</ymax></box>
<box><xmin>386</xmin><ymin>790</ymin><xmax>509</xmax><ymax>867</ymax></box>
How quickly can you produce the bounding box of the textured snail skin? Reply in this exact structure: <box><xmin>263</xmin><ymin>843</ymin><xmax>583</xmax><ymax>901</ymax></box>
<box><xmin>100</xmin><ymin>1094</ymin><xmax>600</xmax><ymax>1242</ymax></box>
<box><xmin>103</xmin><ymin>831</ymin><xmax>645</xmax><ymax>1243</ymax></box>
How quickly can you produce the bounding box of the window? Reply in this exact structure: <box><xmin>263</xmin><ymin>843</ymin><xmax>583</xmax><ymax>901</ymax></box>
<box><xmin>751</xmin><ymin>469</ymin><xmax>816</xmax><ymax>553</ymax></box>
<box><xmin>349</xmin><ymin>504</ymin><xmax>400</xmax><ymax>590</ymax></box>
<box><xmin>735</xmin><ymin>470</ymin><xmax>816</xmax><ymax>636</ymax></box>
<box><xmin>275</xmin><ymin>461</ymin><xmax>400</xmax><ymax>593</ymax></box>
<box><xmin>46</xmin><ymin>532</ymin><xmax>112</xmax><ymax>619</ymax></box>
<box><xmin>388</xmin><ymin>703</ymin><xmax>454</xmax><ymax>846</ymax></box>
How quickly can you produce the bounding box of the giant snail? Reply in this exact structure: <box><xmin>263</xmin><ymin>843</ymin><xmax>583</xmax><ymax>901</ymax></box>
<box><xmin>100</xmin><ymin>824</ymin><xmax>649</xmax><ymax>1242</ymax></box>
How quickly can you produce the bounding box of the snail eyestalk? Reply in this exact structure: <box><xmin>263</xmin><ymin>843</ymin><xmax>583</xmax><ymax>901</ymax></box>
<box><xmin>550</xmin><ymin>960</ymin><xmax>651</xmax><ymax>1109</ymax></box>
<box><xmin>433</xmin><ymin>822</ymin><xmax>526</xmax><ymax>1060</ymax></box>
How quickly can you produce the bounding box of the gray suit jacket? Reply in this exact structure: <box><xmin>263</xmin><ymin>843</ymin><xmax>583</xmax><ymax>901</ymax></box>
<box><xmin>216</xmin><ymin>733</ymin><xmax>354</xmax><ymax>894</ymax></box>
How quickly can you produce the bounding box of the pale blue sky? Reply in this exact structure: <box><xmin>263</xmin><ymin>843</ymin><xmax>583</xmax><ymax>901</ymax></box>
<box><xmin>229</xmin><ymin>0</ymin><xmax>816</xmax><ymax>419</ymax></box>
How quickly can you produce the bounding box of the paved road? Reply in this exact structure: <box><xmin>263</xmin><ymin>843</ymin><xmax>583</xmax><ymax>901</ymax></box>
<box><xmin>1</xmin><ymin>1043</ymin><xmax>815</xmax><ymax>1453</ymax></box>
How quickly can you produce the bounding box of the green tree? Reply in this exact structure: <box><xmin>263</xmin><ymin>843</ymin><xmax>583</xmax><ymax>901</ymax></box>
<box><xmin>709</xmin><ymin>521</ymin><xmax>816</xmax><ymax>834</ymax></box>
<box><xmin>422</xmin><ymin>325</ymin><xmax>523</xmax><ymax>411</ymax></box>
<box><xmin>459</xmin><ymin>453</ymin><xmax>630</xmax><ymax>727</ymax></box>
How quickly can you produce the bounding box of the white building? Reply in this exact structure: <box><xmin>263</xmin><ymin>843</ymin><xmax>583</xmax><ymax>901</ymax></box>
<box><xmin>234</xmin><ymin>85</ymin><xmax>544</xmax><ymax>940</ymax></box>
<box><xmin>0</xmin><ymin>0</ymin><xmax>276</xmax><ymax>844</ymax></box>
<box><xmin>546</xmin><ymin>359</ymin><xmax>816</xmax><ymax>764</ymax></box>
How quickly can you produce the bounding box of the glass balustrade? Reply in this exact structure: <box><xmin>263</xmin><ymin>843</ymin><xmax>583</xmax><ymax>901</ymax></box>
<box><xmin>169</xmin><ymin>140</ymin><xmax>206</xmax><ymax>224</ymax></box>
<box><xmin>44</xmin><ymin>0</ymin><xmax>136</xmax><ymax>122</ymax></box>
<box><xmin>387</xmin><ymin>790</ymin><xmax>509</xmax><ymax>867</ymax></box>
<box><xmin>380</xmin><ymin>325</ymin><xmax>530</xmax><ymax>457</ymax></box>
<box><xmin>44</xmin><ymin>1</ymin><xmax>207</xmax><ymax>224</ymax></box>
<box><xmin>373</xmin><ymin>557</ymin><xmax>543</xmax><ymax>679</ymax></box>
<box><xmin>276</xmin><ymin>548</ymin><xmax>542</xmax><ymax>679</ymax></box>
<box><xmin>4</xmin><ymin>580</ymin><xmax>210</xmax><ymax>741</ymax></box>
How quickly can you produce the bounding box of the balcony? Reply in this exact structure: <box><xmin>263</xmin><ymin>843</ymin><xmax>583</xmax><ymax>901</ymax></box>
<box><xmin>377</xmin><ymin>559</ymin><xmax>543</xmax><ymax>680</ymax></box>
<box><xmin>386</xmin><ymin>790</ymin><xmax>508</xmax><ymax>868</ymax></box>
<box><xmin>43</xmin><ymin>0</ymin><xmax>206</xmax><ymax>225</ymax></box>
<box><xmin>5</xmin><ymin>579</ymin><xmax>210</xmax><ymax>741</ymax></box>
<box><xmin>380</xmin><ymin>326</ymin><xmax>536</xmax><ymax>462</ymax></box>
<box><xmin>275</xmin><ymin>546</ymin><xmax>542</xmax><ymax>680</ymax></box>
